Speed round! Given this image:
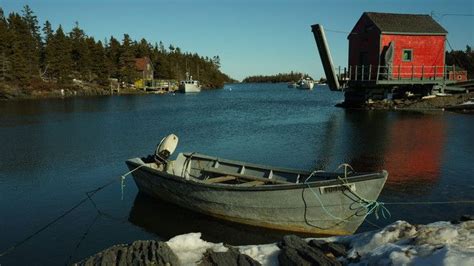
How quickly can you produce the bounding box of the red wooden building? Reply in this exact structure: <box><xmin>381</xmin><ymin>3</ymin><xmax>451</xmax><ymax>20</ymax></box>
<box><xmin>348</xmin><ymin>12</ymin><xmax>449</xmax><ymax>81</ymax></box>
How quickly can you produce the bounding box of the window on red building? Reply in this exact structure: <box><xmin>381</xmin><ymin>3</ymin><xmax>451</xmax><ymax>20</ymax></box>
<box><xmin>402</xmin><ymin>49</ymin><xmax>413</xmax><ymax>62</ymax></box>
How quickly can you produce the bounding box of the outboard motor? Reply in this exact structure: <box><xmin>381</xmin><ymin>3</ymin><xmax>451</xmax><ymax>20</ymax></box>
<box><xmin>154</xmin><ymin>134</ymin><xmax>179</xmax><ymax>164</ymax></box>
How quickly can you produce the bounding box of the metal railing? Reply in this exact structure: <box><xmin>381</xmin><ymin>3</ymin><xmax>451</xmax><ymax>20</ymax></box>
<box><xmin>336</xmin><ymin>65</ymin><xmax>466</xmax><ymax>82</ymax></box>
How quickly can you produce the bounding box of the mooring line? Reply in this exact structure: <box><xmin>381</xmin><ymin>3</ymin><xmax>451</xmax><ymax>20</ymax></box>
<box><xmin>64</xmin><ymin>213</ymin><xmax>101</xmax><ymax>265</ymax></box>
<box><xmin>384</xmin><ymin>200</ymin><xmax>474</xmax><ymax>205</ymax></box>
<box><xmin>0</xmin><ymin>165</ymin><xmax>144</xmax><ymax>258</ymax></box>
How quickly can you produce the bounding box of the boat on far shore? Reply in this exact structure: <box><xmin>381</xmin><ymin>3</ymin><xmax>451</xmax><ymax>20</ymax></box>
<box><xmin>298</xmin><ymin>78</ymin><xmax>316</xmax><ymax>90</ymax></box>
<box><xmin>179</xmin><ymin>72</ymin><xmax>201</xmax><ymax>93</ymax></box>
<box><xmin>289</xmin><ymin>78</ymin><xmax>317</xmax><ymax>90</ymax></box>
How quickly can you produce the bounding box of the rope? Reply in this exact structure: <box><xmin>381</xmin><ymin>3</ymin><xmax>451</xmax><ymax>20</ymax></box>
<box><xmin>0</xmin><ymin>164</ymin><xmax>144</xmax><ymax>258</ymax></box>
<box><xmin>304</xmin><ymin>164</ymin><xmax>391</xmax><ymax>225</ymax></box>
<box><xmin>64</xmin><ymin>213</ymin><xmax>100</xmax><ymax>265</ymax></box>
<box><xmin>384</xmin><ymin>200</ymin><xmax>474</xmax><ymax>205</ymax></box>
<box><xmin>120</xmin><ymin>164</ymin><xmax>146</xmax><ymax>200</ymax></box>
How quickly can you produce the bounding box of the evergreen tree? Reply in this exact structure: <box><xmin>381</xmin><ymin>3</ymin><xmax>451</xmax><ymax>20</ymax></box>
<box><xmin>105</xmin><ymin>36</ymin><xmax>121</xmax><ymax>79</ymax></box>
<box><xmin>87</xmin><ymin>38</ymin><xmax>108</xmax><ymax>83</ymax></box>
<box><xmin>7</xmin><ymin>13</ymin><xmax>30</xmax><ymax>81</ymax></box>
<box><xmin>134</xmin><ymin>38</ymin><xmax>151</xmax><ymax>58</ymax></box>
<box><xmin>0</xmin><ymin>8</ymin><xmax>11</xmax><ymax>81</ymax></box>
<box><xmin>69</xmin><ymin>22</ymin><xmax>91</xmax><ymax>79</ymax></box>
<box><xmin>21</xmin><ymin>5</ymin><xmax>40</xmax><ymax>78</ymax></box>
<box><xmin>40</xmin><ymin>20</ymin><xmax>53</xmax><ymax>79</ymax></box>
<box><xmin>118</xmin><ymin>34</ymin><xmax>137</xmax><ymax>83</ymax></box>
<box><xmin>48</xmin><ymin>25</ymin><xmax>72</xmax><ymax>82</ymax></box>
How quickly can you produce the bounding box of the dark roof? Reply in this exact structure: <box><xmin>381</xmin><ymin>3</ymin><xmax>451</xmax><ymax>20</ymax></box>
<box><xmin>364</xmin><ymin>12</ymin><xmax>447</xmax><ymax>34</ymax></box>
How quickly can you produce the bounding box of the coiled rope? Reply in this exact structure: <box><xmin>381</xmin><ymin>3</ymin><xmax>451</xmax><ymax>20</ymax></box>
<box><xmin>0</xmin><ymin>164</ymin><xmax>145</xmax><ymax>258</ymax></box>
<box><xmin>305</xmin><ymin>164</ymin><xmax>474</xmax><ymax>224</ymax></box>
<box><xmin>304</xmin><ymin>164</ymin><xmax>390</xmax><ymax>223</ymax></box>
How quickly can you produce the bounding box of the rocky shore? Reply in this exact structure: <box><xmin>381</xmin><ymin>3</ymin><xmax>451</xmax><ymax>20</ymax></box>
<box><xmin>0</xmin><ymin>81</ymin><xmax>155</xmax><ymax>100</ymax></box>
<box><xmin>75</xmin><ymin>216</ymin><xmax>473</xmax><ymax>266</ymax></box>
<box><xmin>336</xmin><ymin>92</ymin><xmax>474</xmax><ymax>112</ymax></box>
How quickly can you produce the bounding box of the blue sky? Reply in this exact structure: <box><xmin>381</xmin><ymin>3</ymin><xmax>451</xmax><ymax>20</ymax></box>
<box><xmin>1</xmin><ymin>0</ymin><xmax>473</xmax><ymax>80</ymax></box>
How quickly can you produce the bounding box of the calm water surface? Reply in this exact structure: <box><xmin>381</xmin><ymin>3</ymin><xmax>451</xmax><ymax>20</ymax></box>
<box><xmin>0</xmin><ymin>83</ymin><xmax>473</xmax><ymax>265</ymax></box>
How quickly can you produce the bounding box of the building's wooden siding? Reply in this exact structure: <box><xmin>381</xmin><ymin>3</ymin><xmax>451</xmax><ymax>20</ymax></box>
<box><xmin>380</xmin><ymin>34</ymin><xmax>445</xmax><ymax>79</ymax></box>
<box><xmin>348</xmin><ymin>15</ymin><xmax>381</xmax><ymax>69</ymax></box>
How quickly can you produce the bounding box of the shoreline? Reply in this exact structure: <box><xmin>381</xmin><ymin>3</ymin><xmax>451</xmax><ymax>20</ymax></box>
<box><xmin>336</xmin><ymin>91</ymin><xmax>474</xmax><ymax>112</ymax></box>
<box><xmin>0</xmin><ymin>80</ymin><xmax>229</xmax><ymax>101</ymax></box>
<box><xmin>75</xmin><ymin>216</ymin><xmax>473</xmax><ymax>265</ymax></box>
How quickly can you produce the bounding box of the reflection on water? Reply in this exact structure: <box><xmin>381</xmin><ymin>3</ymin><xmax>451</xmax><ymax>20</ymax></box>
<box><xmin>128</xmin><ymin>193</ymin><xmax>312</xmax><ymax>245</ymax></box>
<box><xmin>339</xmin><ymin>111</ymin><xmax>446</xmax><ymax>189</ymax></box>
<box><xmin>385</xmin><ymin>114</ymin><xmax>445</xmax><ymax>185</ymax></box>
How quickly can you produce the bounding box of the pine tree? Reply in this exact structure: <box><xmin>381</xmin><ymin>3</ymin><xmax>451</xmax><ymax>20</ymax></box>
<box><xmin>40</xmin><ymin>20</ymin><xmax>53</xmax><ymax>79</ymax></box>
<box><xmin>21</xmin><ymin>5</ymin><xmax>40</xmax><ymax>78</ymax></box>
<box><xmin>105</xmin><ymin>36</ymin><xmax>121</xmax><ymax>79</ymax></box>
<box><xmin>0</xmin><ymin>8</ymin><xmax>11</xmax><ymax>81</ymax></box>
<box><xmin>118</xmin><ymin>34</ymin><xmax>137</xmax><ymax>83</ymax></box>
<box><xmin>48</xmin><ymin>25</ymin><xmax>72</xmax><ymax>82</ymax></box>
<box><xmin>7</xmin><ymin>13</ymin><xmax>30</xmax><ymax>82</ymax></box>
<box><xmin>87</xmin><ymin>38</ymin><xmax>108</xmax><ymax>83</ymax></box>
<box><xmin>69</xmin><ymin>22</ymin><xmax>91</xmax><ymax>79</ymax></box>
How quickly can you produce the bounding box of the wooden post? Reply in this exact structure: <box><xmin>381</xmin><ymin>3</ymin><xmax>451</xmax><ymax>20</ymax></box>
<box><xmin>338</xmin><ymin>66</ymin><xmax>341</xmax><ymax>81</ymax></box>
<box><xmin>376</xmin><ymin>65</ymin><xmax>380</xmax><ymax>81</ymax></box>
<box><xmin>453</xmin><ymin>64</ymin><xmax>456</xmax><ymax>80</ymax></box>
<box><xmin>348</xmin><ymin>66</ymin><xmax>352</xmax><ymax>80</ymax></box>
<box><xmin>434</xmin><ymin>65</ymin><xmax>437</xmax><ymax>80</ymax></box>
<box><xmin>368</xmin><ymin>65</ymin><xmax>372</xmax><ymax>80</ymax></box>
<box><xmin>355</xmin><ymin>66</ymin><xmax>358</xmax><ymax>81</ymax></box>
<box><xmin>361</xmin><ymin>65</ymin><xmax>365</xmax><ymax>81</ymax></box>
<box><xmin>398</xmin><ymin>65</ymin><xmax>401</xmax><ymax>80</ymax></box>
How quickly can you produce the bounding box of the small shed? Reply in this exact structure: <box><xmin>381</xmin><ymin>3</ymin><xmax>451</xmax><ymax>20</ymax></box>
<box><xmin>348</xmin><ymin>12</ymin><xmax>447</xmax><ymax>80</ymax></box>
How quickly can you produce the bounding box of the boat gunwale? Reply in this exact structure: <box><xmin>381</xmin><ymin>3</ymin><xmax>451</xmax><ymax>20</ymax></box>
<box><xmin>182</xmin><ymin>152</ymin><xmax>312</xmax><ymax>175</ymax></box>
<box><xmin>126</xmin><ymin>158</ymin><xmax>388</xmax><ymax>192</ymax></box>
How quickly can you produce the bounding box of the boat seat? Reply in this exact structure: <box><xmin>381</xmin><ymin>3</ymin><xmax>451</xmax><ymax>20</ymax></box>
<box><xmin>237</xmin><ymin>180</ymin><xmax>265</xmax><ymax>187</ymax></box>
<box><xmin>203</xmin><ymin>175</ymin><xmax>236</xmax><ymax>184</ymax></box>
<box><xmin>201</xmin><ymin>167</ymin><xmax>291</xmax><ymax>185</ymax></box>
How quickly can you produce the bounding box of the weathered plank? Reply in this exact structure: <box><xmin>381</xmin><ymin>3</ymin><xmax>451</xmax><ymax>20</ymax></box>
<box><xmin>237</xmin><ymin>180</ymin><xmax>265</xmax><ymax>187</ymax></box>
<box><xmin>203</xmin><ymin>175</ymin><xmax>236</xmax><ymax>184</ymax></box>
<box><xmin>201</xmin><ymin>167</ymin><xmax>291</xmax><ymax>184</ymax></box>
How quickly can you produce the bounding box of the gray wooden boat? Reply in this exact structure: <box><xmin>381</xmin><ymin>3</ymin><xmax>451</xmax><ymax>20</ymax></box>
<box><xmin>126</xmin><ymin>151</ymin><xmax>387</xmax><ymax>236</ymax></box>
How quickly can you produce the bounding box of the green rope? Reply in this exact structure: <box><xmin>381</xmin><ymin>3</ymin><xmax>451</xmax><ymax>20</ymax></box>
<box><xmin>304</xmin><ymin>164</ymin><xmax>391</xmax><ymax>223</ymax></box>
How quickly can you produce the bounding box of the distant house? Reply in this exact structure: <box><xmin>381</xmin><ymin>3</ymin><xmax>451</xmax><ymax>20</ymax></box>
<box><xmin>135</xmin><ymin>57</ymin><xmax>154</xmax><ymax>81</ymax></box>
<box><xmin>348</xmin><ymin>12</ymin><xmax>448</xmax><ymax>80</ymax></box>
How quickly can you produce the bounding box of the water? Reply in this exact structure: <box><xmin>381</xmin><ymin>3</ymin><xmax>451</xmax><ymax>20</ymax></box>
<box><xmin>0</xmin><ymin>83</ymin><xmax>473</xmax><ymax>265</ymax></box>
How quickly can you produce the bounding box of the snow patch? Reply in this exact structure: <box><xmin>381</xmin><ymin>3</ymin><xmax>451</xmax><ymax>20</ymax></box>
<box><xmin>164</xmin><ymin>221</ymin><xmax>473</xmax><ymax>266</ymax></box>
<box><xmin>343</xmin><ymin>220</ymin><xmax>474</xmax><ymax>265</ymax></box>
<box><xmin>239</xmin><ymin>243</ymin><xmax>280</xmax><ymax>265</ymax></box>
<box><xmin>166</xmin><ymin>232</ymin><xmax>227</xmax><ymax>265</ymax></box>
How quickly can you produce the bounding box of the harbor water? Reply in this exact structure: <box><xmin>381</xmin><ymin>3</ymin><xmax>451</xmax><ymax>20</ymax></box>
<box><xmin>0</xmin><ymin>83</ymin><xmax>473</xmax><ymax>265</ymax></box>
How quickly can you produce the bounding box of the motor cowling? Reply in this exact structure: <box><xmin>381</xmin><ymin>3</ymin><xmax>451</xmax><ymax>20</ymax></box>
<box><xmin>155</xmin><ymin>134</ymin><xmax>179</xmax><ymax>163</ymax></box>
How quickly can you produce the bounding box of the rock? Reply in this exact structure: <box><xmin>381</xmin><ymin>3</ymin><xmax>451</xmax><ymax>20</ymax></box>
<box><xmin>460</xmin><ymin>215</ymin><xmax>474</xmax><ymax>221</ymax></box>
<box><xmin>278</xmin><ymin>235</ymin><xmax>340</xmax><ymax>266</ymax></box>
<box><xmin>451</xmin><ymin>214</ymin><xmax>474</xmax><ymax>224</ymax></box>
<box><xmin>199</xmin><ymin>245</ymin><xmax>261</xmax><ymax>266</ymax></box>
<box><xmin>308</xmin><ymin>240</ymin><xmax>348</xmax><ymax>258</ymax></box>
<box><xmin>75</xmin><ymin>240</ymin><xmax>180</xmax><ymax>266</ymax></box>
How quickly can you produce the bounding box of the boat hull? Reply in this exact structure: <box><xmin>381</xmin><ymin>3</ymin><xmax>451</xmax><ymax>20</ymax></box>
<box><xmin>126</xmin><ymin>158</ymin><xmax>387</xmax><ymax>236</ymax></box>
<box><xmin>179</xmin><ymin>84</ymin><xmax>201</xmax><ymax>93</ymax></box>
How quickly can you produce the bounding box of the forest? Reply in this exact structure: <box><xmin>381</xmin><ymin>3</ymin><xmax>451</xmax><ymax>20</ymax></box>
<box><xmin>0</xmin><ymin>5</ymin><xmax>233</xmax><ymax>96</ymax></box>
<box><xmin>242</xmin><ymin>72</ymin><xmax>315</xmax><ymax>83</ymax></box>
<box><xmin>446</xmin><ymin>45</ymin><xmax>474</xmax><ymax>79</ymax></box>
